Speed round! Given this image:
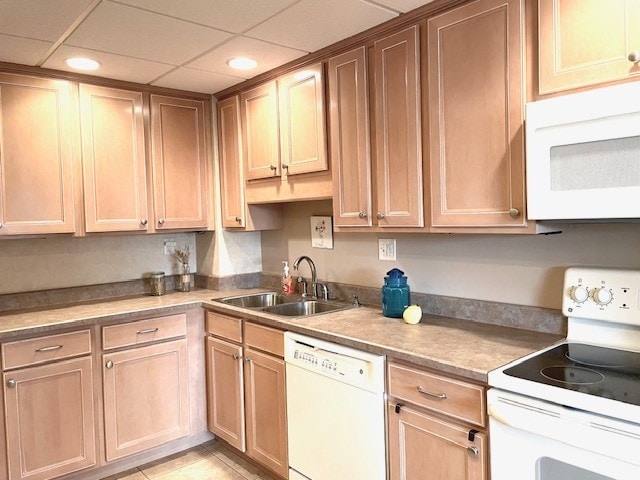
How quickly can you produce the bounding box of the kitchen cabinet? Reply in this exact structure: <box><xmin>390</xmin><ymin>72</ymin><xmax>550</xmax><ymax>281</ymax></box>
<box><xmin>0</xmin><ymin>73</ymin><xmax>76</xmax><ymax>236</ymax></box>
<box><xmin>427</xmin><ymin>0</ymin><xmax>527</xmax><ymax>230</ymax></box>
<box><xmin>2</xmin><ymin>330</ymin><xmax>96</xmax><ymax>480</ymax></box>
<box><xmin>79</xmin><ymin>84</ymin><xmax>148</xmax><ymax>233</ymax></box>
<box><xmin>538</xmin><ymin>0</ymin><xmax>640</xmax><ymax>94</ymax></box>
<box><xmin>102</xmin><ymin>314</ymin><xmax>190</xmax><ymax>461</ymax></box>
<box><xmin>387</xmin><ymin>360</ymin><xmax>487</xmax><ymax>480</ymax></box>
<box><xmin>217</xmin><ymin>96</ymin><xmax>282</xmax><ymax>230</ymax></box>
<box><xmin>205</xmin><ymin>311</ymin><xmax>288</xmax><ymax>478</ymax></box>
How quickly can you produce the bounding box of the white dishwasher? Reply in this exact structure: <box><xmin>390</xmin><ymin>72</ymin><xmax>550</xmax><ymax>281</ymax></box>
<box><xmin>284</xmin><ymin>332</ymin><xmax>386</xmax><ymax>480</ymax></box>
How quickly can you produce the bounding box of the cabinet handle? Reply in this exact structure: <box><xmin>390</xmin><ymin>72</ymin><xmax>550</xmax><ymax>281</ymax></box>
<box><xmin>140</xmin><ymin>219</ymin><xmax>148</xmax><ymax>226</ymax></box>
<box><xmin>467</xmin><ymin>446</ymin><xmax>479</xmax><ymax>457</ymax></box>
<box><xmin>233</xmin><ymin>353</ymin><xmax>240</xmax><ymax>360</ymax></box>
<box><xmin>235</xmin><ymin>216</ymin><xmax>242</xmax><ymax>223</ymax></box>
<box><xmin>508</xmin><ymin>208</ymin><xmax>520</xmax><ymax>218</ymax></box>
<box><xmin>35</xmin><ymin>344</ymin><xmax>63</xmax><ymax>353</ymax></box>
<box><xmin>269</xmin><ymin>165</ymin><xmax>277</xmax><ymax>173</ymax></box>
<box><xmin>136</xmin><ymin>327</ymin><xmax>159</xmax><ymax>335</ymax></box>
<box><xmin>358</xmin><ymin>211</ymin><xmax>367</xmax><ymax>219</ymax></box>
<box><xmin>376</xmin><ymin>212</ymin><xmax>385</xmax><ymax>220</ymax></box>
<box><xmin>0</xmin><ymin>223</ymin><xmax>3</xmax><ymax>228</ymax></box>
<box><xmin>282</xmin><ymin>164</ymin><xmax>289</xmax><ymax>170</ymax></box>
<box><xmin>629</xmin><ymin>51</ymin><xmax>640</xmax><ymax>63</ymax></box>
<box><xmin>6</xmin><ymin>379</ymin><xmax>16</xmax><ymax>388</ymax></box>
<box><xmin>244</xmin><ymin>356</ymin><xmax>251</xmax><ymax>363</ymax></box>
<box><xmin>416</xmin><ymin>385</ymin><xmax>447</xmax><ymax>400</ymax></box>
<box><xmin>105</xmin><ymin>360</ymin><xmax>114</xmax><ymax>369</ymax></box>
<box><xmin>158</xmin><ymin>218</ymin><xmax>165</xmax><ymax>225</ymax></box>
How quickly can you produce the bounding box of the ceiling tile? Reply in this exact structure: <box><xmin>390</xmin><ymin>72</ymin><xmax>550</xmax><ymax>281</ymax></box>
<box><xmin>42</xmin><ymin>46</ymin><xmax>175</xmax><ymax>84</ymax></box>
<box><xmin>0</xmin><ymin>34</ymin><xmax>52</xmax><ymax>66</ymax></box>
<box><xmin>0</xmin><ymin>0</ymin><xmax>95</xmax><ymax>42</ymax></box>
<box><xmin>112</xmin><ymin>0</ymin><xmax>299</xmax><ymax>34</ymax></box>
<box><xmin>66</xmin><ymin>2</ymin><xmax>231</xmax><ymax>65</ymax></box>
<box><xmin>245</xmin><ymin>0</ymin><xmax>397</xmax><ymax>52</ymax></box>
<box><xmin>367</xmin><ymin>0</ymin><xmax>437</xmax><ymax>13</ymax></box>
<box><xmin>152</xmin><ymin>67</ymin><xmax>244</xmax><ymax>94</ymax></box>
<box><xmin>187</xmin><ymin>36</ymin><xmax>307</xmax><ymax>78</ymax></box>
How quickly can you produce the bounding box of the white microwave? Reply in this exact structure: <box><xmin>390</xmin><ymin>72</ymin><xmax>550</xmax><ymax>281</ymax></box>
<box><xmin>526</xmin><ymin>81</ymin><xmax>640</xmax><ymax>220</ymax></box>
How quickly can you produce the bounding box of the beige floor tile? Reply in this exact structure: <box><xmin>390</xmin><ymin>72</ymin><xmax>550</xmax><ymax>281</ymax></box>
<box><xmin>214</xmin><ymin>449</ymin><xmax>264</xmax><ymax>480</ymax></box>
<box><xmin>101</xmin><ymin>468</ymin><xmax>148</xmax><ymax>480</ymax></box>
<box><xmin>140</xmin><ymin>446</ymin><xmax>213</xmax><ymax>478</ymax></box>
<box><xmin>152</xmin><ymin>456</ymin><xmax>246</xmax><ymax>480</ymax></box>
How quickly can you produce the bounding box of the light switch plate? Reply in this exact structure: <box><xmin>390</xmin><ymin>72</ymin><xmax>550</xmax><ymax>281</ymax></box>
<box><xmin>378</xmin><ymin>238</ymin><xmax>396</xmax><ymax>261</ymax></box>
<box><xmin>163</xmin><ymin>238</ymin><xmax>176</xmax><ymax>255</ymax></box>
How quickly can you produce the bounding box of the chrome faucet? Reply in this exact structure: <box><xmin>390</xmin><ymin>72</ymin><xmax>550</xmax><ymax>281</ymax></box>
<box><xmin>293</xmin><ymin>255</ymin><xmax>328</xmax><ymax>300</ymax></box>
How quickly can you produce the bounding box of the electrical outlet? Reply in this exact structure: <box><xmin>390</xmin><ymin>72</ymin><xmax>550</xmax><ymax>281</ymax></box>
<box><xmin>163</xmin><ymin>238</ymin><xmax>176</xmax><ymax>255</ymax></box>
<box><xmin>378</xmin><ymin>238</ymin><xmax>396</xmax><ymax>261</ymax></box>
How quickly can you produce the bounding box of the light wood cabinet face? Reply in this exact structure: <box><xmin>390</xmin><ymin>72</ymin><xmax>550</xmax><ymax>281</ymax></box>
<box><xmin>388</xmin><ymin>403</ymin><xmax>487</xmax><ymax>480</ymax></box>
<box><xmin>278</xmin><ymin>63</ymin><xmax>327</xmax><ymax>176</ymax></box>
<box><xmin>206</xmin><ymin>336</ymin><xmax>245</xmax><ymax>451</ymax></box>
<box><xmin>244</xmin><ymin>347</ymin><xmax>288</xmax><ymax>479</ymax></box>
<box><xmin>218</xmin><ymin>96</ymin><xmax>245</xmax><ymax>228</ymax></box>
<box><xmin>80</xmin><ymin>85</ymin><xmax>148</xmax><ymax>233</ymax></box>
<box><xmin>102</xmin><ymin>339</ymin><xmax>189</xmax><ymax>461</ymax></box>
<box><xmin>539</xmin><ymin>0</ymin><xmax>640</xmax><ymax>94</ymax></box>
<box><xmin>0</xmin><ymin>74</ymin><xmax>75</xmax><ymax>235</ymax></box>
<box><xmin>151</xmin><ymin>95</ymin><xmax>208</xmax><ymax>230</ymax></box>
<box><xmin>374</xmin><ymin>26</ymin><xmax>424</xmax><ymax>228</ymax></box>
<box><xmin>241</xmin><ymin>82</ymin><xmax>280</xmax><ymax>180</ymax></box>
<box><xmin>3</xmin><ymin>356</ymin><xmax>96</xmax><ymax>480</ymax></box>
<box><xmin>428</xmin><ymin>0</ymin><xmax>526</xmax><ymax>227</ymax></box>
<box><xmin>328</xmin><ymin>47</ymin><xmax>372</xmax><ymax>227</ymax></box>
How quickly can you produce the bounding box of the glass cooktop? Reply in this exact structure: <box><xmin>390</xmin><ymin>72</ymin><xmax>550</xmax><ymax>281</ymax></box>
<box><xmin>504</xmin><ymin>343</ymin><xmax>640</xmax><ymax>407</ymax></box>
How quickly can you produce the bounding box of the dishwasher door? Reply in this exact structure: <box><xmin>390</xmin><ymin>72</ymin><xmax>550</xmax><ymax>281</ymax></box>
<box><xmin>284</xmin><ymin>332</ymin><xmax>386</xmax><ymax>480</ymax></box>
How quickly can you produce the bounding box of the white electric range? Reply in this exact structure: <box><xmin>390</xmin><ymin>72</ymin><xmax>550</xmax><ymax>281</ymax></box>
<box><xmin>488</xmin><ymin>267</ymin><xmax>640</xmax><ymax>480</ymax></box>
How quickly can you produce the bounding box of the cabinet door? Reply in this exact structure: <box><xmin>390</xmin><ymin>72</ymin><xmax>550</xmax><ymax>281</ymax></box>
<box><xmin>328</xmin><ymin>47</ymin><xmax>372</xmax><ymax>227</ymax></box>
<box><xmin>103</xmin><ymin>339</ymin><xmax>189</xmax><ymax>461</ymax></box>
<box><xmin>3</xmin><ymin>357</ymin><xmax>96</xmax><ymax>480</ymax></box>
<box><xmin>244</xmin><ymin>347</ymin><xmax>288</xmax><ymax>478</ymax></box>
<box><xmin>388</xmin><ymin>403</ymin><xmax>487</xmax><ymax>480</ymax></box>
<box><xmin>241</xmin><ymin>81</ymin><xmax>280</xmax><ymax>180</ymax></box>
<box><xmin>428</xmin><ymin>0</ymin><xmax>526</xmax><ymax>227</ymax></box>
<box><xmin>0</xmin><ymin>74</ymin><xmax>75</xmax><ymax>235</ymax></box>
<box><xmin>278</xmin><ymin>63</ymin><xmax>328</xmax><ymax>176</ymax></box>
<box><xmin>218</xmin><ymin>96</ymin><xmax>246</xmax><ymax>228</ymax></box>
<box><xmin>373</xmin><ymin>26</ymin><xmax>424</xmax><ymax>227</ymax></box>
<box><xmin>206</xmin><ymin>336</ymin><xmax>245</xmax><ymax>451</ymax></box>
<box><xmin>150</xmin><ymin>95</ymin><xmax>209</xmax><ymax>230</ymax></box>
<box><xmin>539</xmin><ymin>0</ymin><xmax>640</xmax><ymax>94</ymax></box>
<box><xmin>80</xmin><ymin>85</ymin><xmax>148</xmax><ymax>232</ymax></box>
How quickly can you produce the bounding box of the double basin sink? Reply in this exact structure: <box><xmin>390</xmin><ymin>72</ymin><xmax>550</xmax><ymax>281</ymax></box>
<box><xmin>214</xmin><ymin>291</ymin><xmax>353</xmax><ymax>318</ymax></box>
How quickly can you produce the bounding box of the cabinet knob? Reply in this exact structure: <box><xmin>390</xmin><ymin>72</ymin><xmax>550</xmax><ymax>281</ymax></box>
<box><xmin>376</xmin><ymin>212</ymin><xmax>385</xmax><ymax>220</ymax></box>
<box><xmin>0</xmin><ymin>223</ymin><xmax>3</xmax><ymax>228</ymax></box>
<box><xmin>233</xmin><ymin>353</ymin><xmax>240</xmax><ymax>360</ymax></box>
<box><xmin>358</xmin><ymin>211</ymin><xmax>367</xmax><ymax>219</ymax></box>
<box><xmin>629</xmin><ymin>51</ymin><xmax>640</xmax><ymax>63</ymax></box>
<box><xmin>269</xmin><ymin>165</ymin><xmax>277</xmax><ymax>172</ymax></box>
<box><xmin>244</xmin><ymin>356</ymin><xmax>251</xmax><ymax>363</ymax></box>
<box><xmin>282</xmin><ymin>164</ymin><xmax>289</xmax><ymax>170</ymax></box>
<box><xmin>158</xmin><ymin>218</ymin><xmax>165</xmax><ymax>225</ymax></box>
<box><xmin>5</xmin><ymin>379</ymin><xmax>16</xmax><ymax>388</ymax></box>
<box><xmin>508</xmin><ymin>208</ymin><xmax>520</xmax><ymax>218</ymax></box>
<box><xmin>467</xmin><ymin>446</ymin><xmax>479</xmax><ymax>457</ymax></box>
<box><xmin>140</xmin><ymin>219</ymin><xmax>148</xmax><ymax>226</ymax></box>
<box><xmin>105</xmin><ymin>360</ymin><xmax>114</xmax><ymax>369</ymax></box>
<box><xmin>235</xmin><ymin>216</ymin><xmax>242</xmax><ymax>223</ymax></box>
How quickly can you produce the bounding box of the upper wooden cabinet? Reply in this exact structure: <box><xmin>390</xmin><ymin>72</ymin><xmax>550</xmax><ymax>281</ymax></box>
<box><xmin>538</xmin><ymin>0</ymin><xmax>640</xmax><ymax>94</ymax></box>
<box><xmin>427</xmin><ymin>0</ymin><xmax>527</xmax><ymax>229</ymax></box>
<box><xmin>374</xmin><ymin>26</ymin><xmax>424</xmax><ymax>228</ymax></box>
<box><xmin>79</xmin><ymin>85</ymin><xmax>148</xmax><ymax>233</ymax></box>
<box><xmin>0</xmin><ymin>73</ymin><xmax>76</xmax><ymax>236</ymax></box>
<box><xmin>150</xmin><ymin>95</ymin><xmax>210</xmax><ymax>230</ymax></box>
<box><xmin>328</xmin><ymin>47</ymin><xmax>372</xmax><ymax>227</ymax></box>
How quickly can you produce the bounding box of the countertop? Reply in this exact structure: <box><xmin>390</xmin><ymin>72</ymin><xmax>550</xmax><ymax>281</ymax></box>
<box><xmin>0</xmin><ymin>288</ymin><xmax>564</xmax><ymax>383</ymax></box>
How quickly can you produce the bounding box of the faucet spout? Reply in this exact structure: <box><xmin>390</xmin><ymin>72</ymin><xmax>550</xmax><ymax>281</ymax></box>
<box><xmin>293</xmin><ymin>255</ymin><xmax>317</xmax><ymax>297</ymax></box>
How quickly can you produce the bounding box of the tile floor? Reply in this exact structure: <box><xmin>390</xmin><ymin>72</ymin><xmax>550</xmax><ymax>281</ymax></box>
<box><xmin>102</xmin><ymin>440</ymin><xmax>277</xmax><ymax>480</ymax></box>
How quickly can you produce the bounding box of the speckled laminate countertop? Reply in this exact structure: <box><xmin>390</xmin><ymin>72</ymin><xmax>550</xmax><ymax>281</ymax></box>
<box><xmin>0</xmin><ymin>288</ymin><xmax>564</xmax><ymax>383</ymax></box>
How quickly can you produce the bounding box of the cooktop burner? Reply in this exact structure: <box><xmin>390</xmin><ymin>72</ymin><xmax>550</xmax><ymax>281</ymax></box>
<box><xmin>504</xmin><ymin>343</ymin><xmax>640</xmax><ymax>407</ymax></box>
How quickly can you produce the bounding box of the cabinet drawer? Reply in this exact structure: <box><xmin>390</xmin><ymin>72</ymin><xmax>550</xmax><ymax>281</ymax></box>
<box><xmin>102</xmin><ymin>313</ymin><xmax>187</xmax><ymax>350</ymax></box>
<box><xmin>206</xmin><ymin>311</ymin><xmax>242</xmax><ymax>343</ymax></box>
<box><xmin>244</xmin><ymin>322</ymin><xmax>284</xmax><ymax>357</ymax></box>
<box><xmin>388</xmin><ymin>362</ymin><xmax>486</xmax><ymax>427</ymax></box>
<box><xmin>2</xmin><ymin>329</ymin><xmax>92</xmax><ymax>370</ymax></box>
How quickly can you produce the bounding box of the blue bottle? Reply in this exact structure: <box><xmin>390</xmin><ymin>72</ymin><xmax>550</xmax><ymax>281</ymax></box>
<box><xmin>382</xmin><ymin>268</ymin><xmax>411</xmax><ymax>318</ymax></box>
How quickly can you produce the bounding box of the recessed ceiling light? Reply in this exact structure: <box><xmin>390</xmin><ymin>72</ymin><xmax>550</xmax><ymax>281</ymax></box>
<box><xmin>227</xmin><ymin>57</ymin><xmax>258</xmax><ymax>70</ymax></box>
<box><xmin>65</xmin><ymin>57</ymin><xmax>100</xmax><ymax>71</ymax></box>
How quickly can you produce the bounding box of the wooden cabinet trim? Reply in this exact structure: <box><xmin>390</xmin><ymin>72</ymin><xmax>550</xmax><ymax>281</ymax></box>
<box><xmin>2</xmin><ymin>329</ymin><xmax>92</xmax><ymax>370</ymax></box>
<box><xmin>102</xmin><ymin>313</ymin><xmax>187</xmax><ymax>350</ymax></box>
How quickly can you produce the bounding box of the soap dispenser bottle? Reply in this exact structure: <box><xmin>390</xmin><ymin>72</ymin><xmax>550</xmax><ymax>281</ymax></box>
<box><xmin>281</xmin><ymin>261</ymin><xmax>293</xmax><ymax>294</ymax></box>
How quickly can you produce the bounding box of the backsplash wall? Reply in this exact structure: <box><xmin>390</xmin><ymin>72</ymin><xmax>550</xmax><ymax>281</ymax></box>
<box><xmin>261</xmin><ymin>201</ymin><xmax>640</xmax><ymax>309</ymax></box>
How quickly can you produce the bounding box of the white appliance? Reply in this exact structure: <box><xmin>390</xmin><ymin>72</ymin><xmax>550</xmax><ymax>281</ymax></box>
<box><xmin>488</xmin><ymin>267</ymin><xmax>640</xmax><ymax>479</ymax></box>
<box><xmin>526</xmin><ymin>80</ymin><xmax>640</xmax><ymax>220</ymax></box>
<box><xmin>284</xmin><ymin>332</ymin><xmax>386</xmax><ymax>480</ymax></box>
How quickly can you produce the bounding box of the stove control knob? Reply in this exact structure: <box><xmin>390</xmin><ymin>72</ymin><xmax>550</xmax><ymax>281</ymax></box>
<box><xmin>592</xmin><ymin>287</ymin><xmax>613</xmax><ymax>305</ymax></box>
<box><xmin>569</xmin><ymin>285</ymin><xmax>589</xmax><ymax>303</ymax></box>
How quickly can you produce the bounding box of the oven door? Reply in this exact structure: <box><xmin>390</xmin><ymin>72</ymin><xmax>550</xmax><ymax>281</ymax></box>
<box><xmin>488</xmin><ymin>389</ymin><xmax>640</xmax><ymax>480</ymax></box>
<box><xmin>525</xmin><ymin>81</ymin><xmax>640</xmax><ymax>220</ymax></box>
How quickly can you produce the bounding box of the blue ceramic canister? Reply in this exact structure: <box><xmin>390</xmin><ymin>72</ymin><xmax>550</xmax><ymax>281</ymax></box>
<box><xmin>382</xmin><ymin>268</ymin><xmax>410</xmax><ymax>318</ymax></box>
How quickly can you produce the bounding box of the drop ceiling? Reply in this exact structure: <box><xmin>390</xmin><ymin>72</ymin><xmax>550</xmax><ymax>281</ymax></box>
<box><xmin>0</xmin><ymin>0</ymin><xmax>435</xmax><ymax>94</ymax></box>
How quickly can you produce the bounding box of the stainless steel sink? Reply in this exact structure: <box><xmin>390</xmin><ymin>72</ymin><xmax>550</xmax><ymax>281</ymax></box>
<box><xmin>260</xmin><ymin>300</ymin><xmax>351</xmax><ymax>317</ymax></box>
<box><xmin>215</xmin><ymin>292</ymin><xmax>289</xmax><ymax>308</ymax></box>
